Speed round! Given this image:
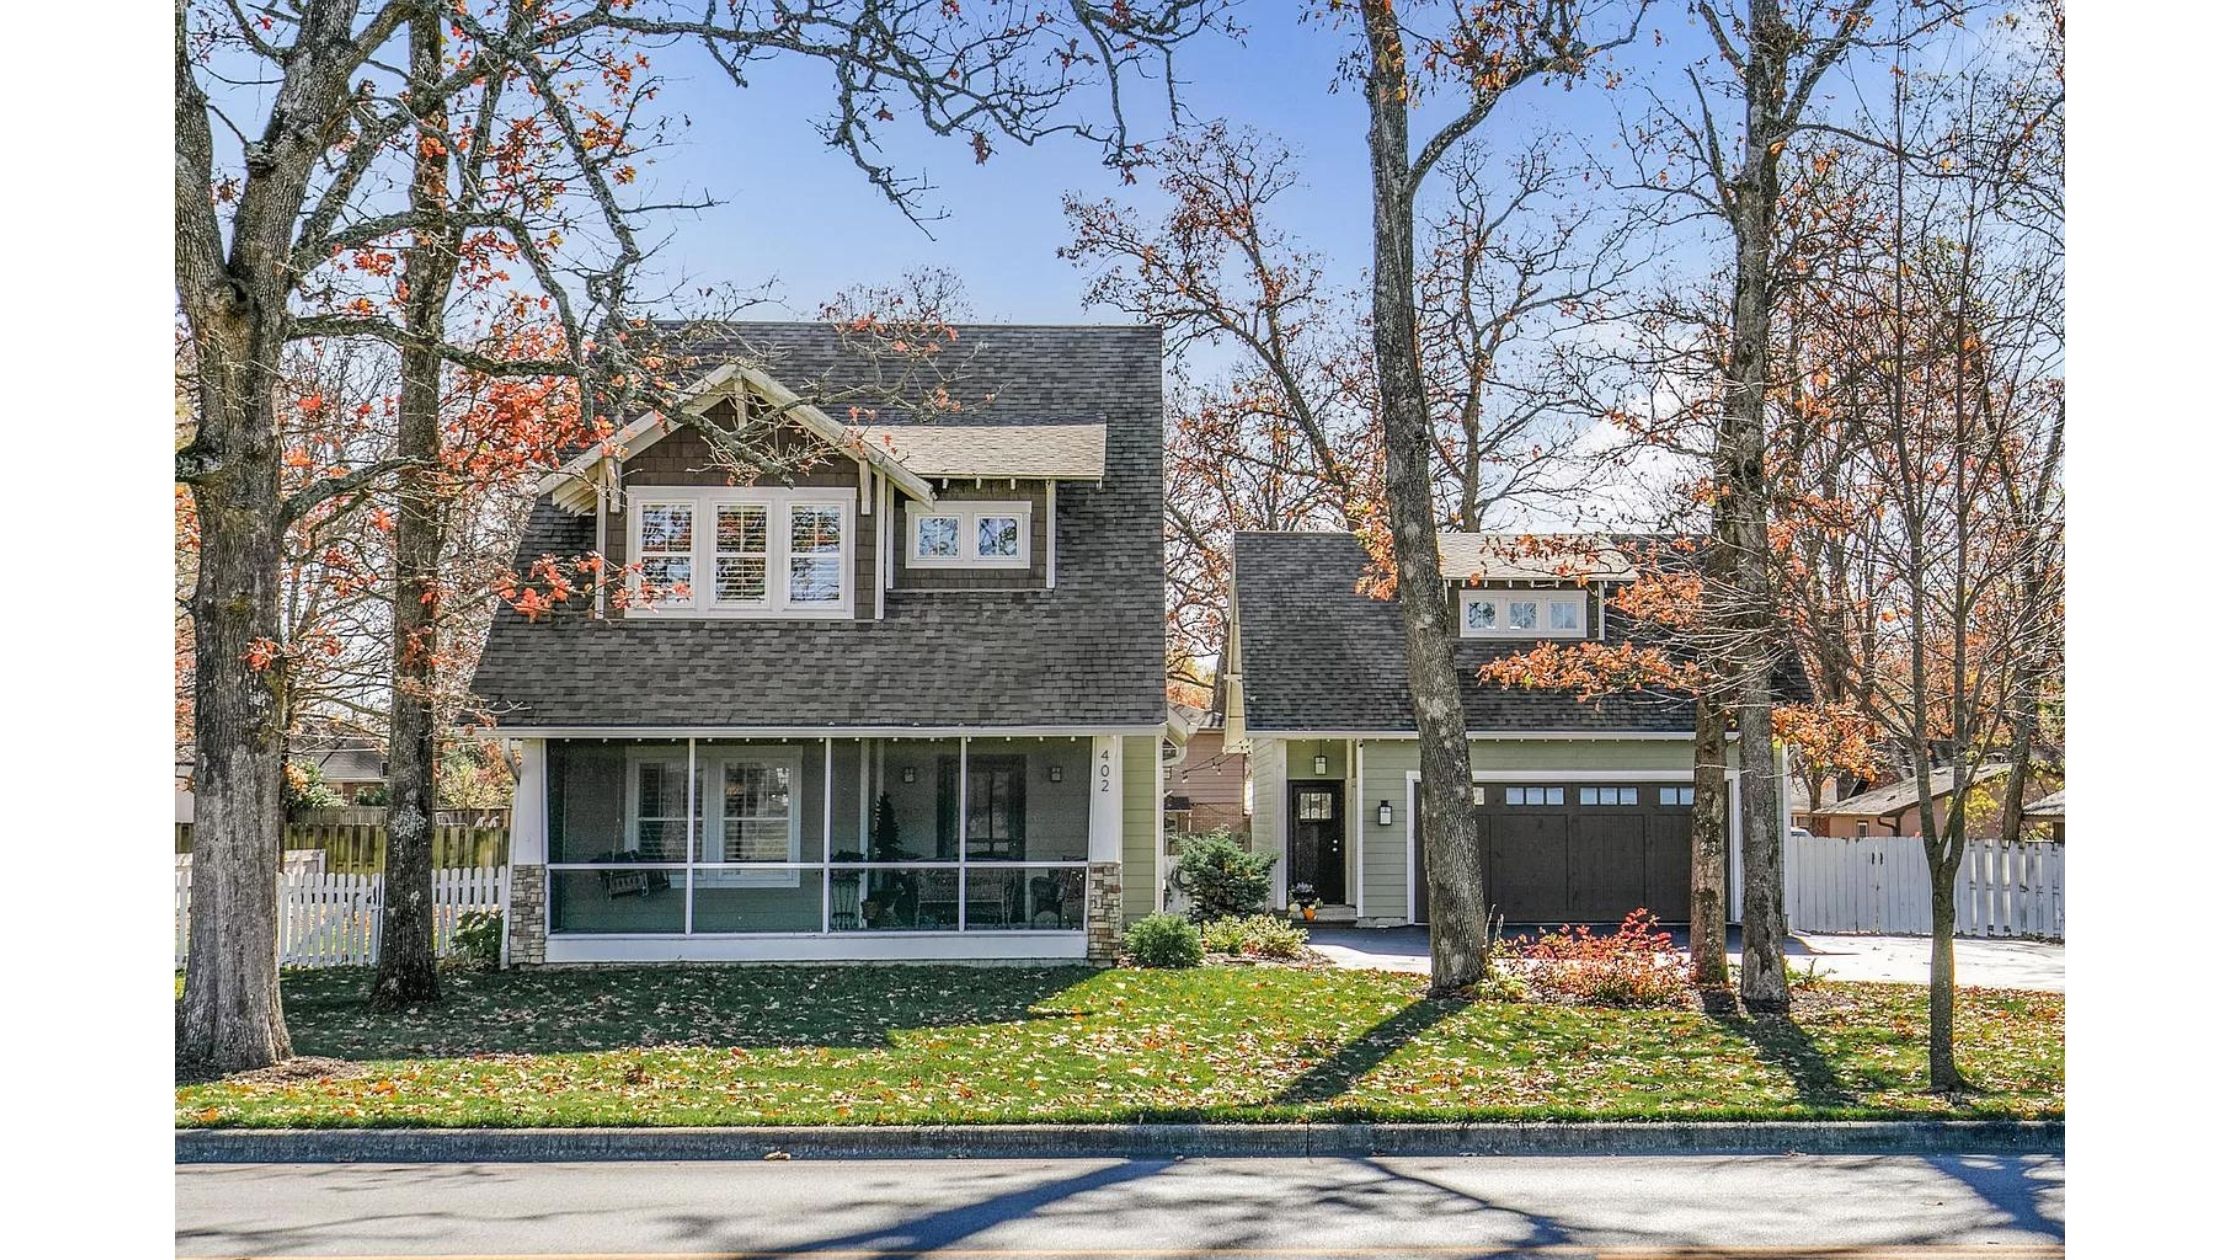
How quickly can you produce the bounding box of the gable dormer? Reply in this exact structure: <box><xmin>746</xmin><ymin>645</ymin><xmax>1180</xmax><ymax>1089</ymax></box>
<box><xmin>1439</xmin><ymin>533</ymin><xmax>1635</xmax><ymax>644</ymax></box>
<box><xmin>533</xmin><ymin>360</ymin><xmax>1109</xmax><ymax>621</ymax></box>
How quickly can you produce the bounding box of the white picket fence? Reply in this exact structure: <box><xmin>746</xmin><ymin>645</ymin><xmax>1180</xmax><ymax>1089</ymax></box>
<box><xmin>173</xmin><ymin>862</ymin><xmax>506</xmax><ymax>968</ymax></box>
<box><xmin>1783</xmin><ymin>834</ymin><xmax>2063</xmax><ymax>939</ymax></box>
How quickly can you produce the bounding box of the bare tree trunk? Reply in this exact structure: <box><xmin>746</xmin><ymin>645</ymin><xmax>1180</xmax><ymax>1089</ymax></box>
<box><xmin>179</xmin><ymin>328</ymin><xmax>295</xmax><ymax>1072</ymax></box>
<box><xmin>1689</xmin><ymin>693</ymin><xmax>1730</xmax><ymax>985</ymax></box>
<box><xmin>1363</xmin><ymin>0</ymin><xmax>1485</xmax><ymax>993</ymax></box>
<box><xmin>1998</xmin><ymin>676</ymin><xmax>2038</xmax><ymax>844</ymax></box>
<box><xmin>1925</xmin><ymin>841</ymin><xmax>1962</xmax><ymax>1088</ymax></box>
<box><xmin>372</xmin><ymin>9</ymin><xmax>453</xmax><ymax>1009</ymax></box>
<box><xmin>1719</xmin><ymin>0</ymin><xmax>1791</xmax><ymax>1012</ymax></box>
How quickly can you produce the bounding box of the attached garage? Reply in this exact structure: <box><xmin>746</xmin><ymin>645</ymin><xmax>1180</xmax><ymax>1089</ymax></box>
<box><xmin>1411</xmin><ymin>780</ymin><xmax>1697</xmax><ymax>925</ymax></box>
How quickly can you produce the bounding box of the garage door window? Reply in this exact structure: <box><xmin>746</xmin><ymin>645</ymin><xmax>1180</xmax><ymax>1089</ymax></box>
<box><xmin>1580</xmin><ymin>787</ymin><xmax>1639</xmax><ymax>806</ymax></box>
<box><xmin>1658</xmin><ymin>786</ymin><xmax>1697</xmax><ymax>806</ymax></box>
<box><xmin>1503</xmin><ymin>786</ymin><xmax>1565</xmax><ymax>806</ymax></box>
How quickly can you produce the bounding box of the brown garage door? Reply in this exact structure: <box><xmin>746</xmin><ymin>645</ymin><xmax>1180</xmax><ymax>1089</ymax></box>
<box><xmin>1413</xmin><ymin>782</ymin><xmax>1694</xmax><ymax>925</ymax></box>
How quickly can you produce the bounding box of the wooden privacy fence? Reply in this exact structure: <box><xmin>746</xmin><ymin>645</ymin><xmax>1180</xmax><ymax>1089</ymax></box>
<box><xmin>173</xmin><ymin>863</ymin><xmax>506</xmax><ymax>968</ymax></box>
<box><xmin>1783</xmin><ymin>834</ymin><xmax>2064</xmax><ymax>939</ymax></box>
<box><xmin>174</xmin><ymin>813</ymin><xmax>508</xmax><ymax>874</ymax></box>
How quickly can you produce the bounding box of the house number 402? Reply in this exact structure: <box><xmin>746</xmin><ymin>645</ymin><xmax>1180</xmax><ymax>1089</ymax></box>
<box><xmin>1099</xmin><ymin>748</ymin><xmax>1113</xmax><ymax>792</ymax></box>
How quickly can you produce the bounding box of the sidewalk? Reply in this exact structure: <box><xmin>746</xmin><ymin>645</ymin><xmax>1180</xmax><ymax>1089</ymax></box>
<box><xmin>1307</xmin><ymin>925</ymin><xmax>2065</xmax><ymax>991</ymax></box>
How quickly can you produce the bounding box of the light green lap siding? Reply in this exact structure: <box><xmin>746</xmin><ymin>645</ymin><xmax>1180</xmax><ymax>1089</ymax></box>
<box><xmin>1348</xmin><ymin>737</ymin><xmax>1707</xmax><ymax>922</ymax></box>
<box><xmin>1120</xmin><ymin>734</ymin><xmax>1160</xmax><ymax>922</ymax></box>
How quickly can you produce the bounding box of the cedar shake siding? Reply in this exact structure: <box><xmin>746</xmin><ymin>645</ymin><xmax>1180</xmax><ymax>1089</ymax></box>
<box><xmin>471</xmin><ymin>323</ymin><xmax>1166</xmax><ymax>730</ymax></box>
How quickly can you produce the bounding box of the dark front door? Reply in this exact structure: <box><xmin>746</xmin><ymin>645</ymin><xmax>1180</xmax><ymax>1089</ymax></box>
<box><xmin>1288</xmin><ymin>781</ymin><xmax>1346</xmax><ymax>905</ymax></box>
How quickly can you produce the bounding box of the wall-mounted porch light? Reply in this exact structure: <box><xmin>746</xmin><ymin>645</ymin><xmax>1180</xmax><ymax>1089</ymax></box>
<box><xmin>1312</xmin><ymin>753</ymin><xmax>1328</xmax><ymax>775</ymax></box>
<box><xmin>901</xmin><ymin>766</ymin><xmax>917</xmax><ymax>784</ymax></box>
<box><xmin>1049</xmin><ymin>765</ymin><xmax>1064</xmax><ymax>783</ymax></box>
<box><xmin>1377</xmin><ymin>800</ymin><xmax>1394</xmax><ymax>826</ymax></box>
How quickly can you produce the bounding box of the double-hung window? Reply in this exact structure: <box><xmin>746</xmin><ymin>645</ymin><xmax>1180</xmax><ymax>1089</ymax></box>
<box><xmin>628</xmin><ymin>488</ymin><xmax>853</xmax><ymax>617</ymax></box>
<box><xmin>1461</xmin><ymin>589</ymin><xmax>1591</xmax><ymax>639</ymax></box>
<box><xmin>906</xmin><ymin>501</ymin><xmax>1032</xmax><ymax>570</ymax></box>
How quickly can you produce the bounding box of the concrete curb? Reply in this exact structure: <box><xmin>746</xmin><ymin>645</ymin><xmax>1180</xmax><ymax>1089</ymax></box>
<box><xmin>178</xmin><ymin>1120</ymin><xmax>2062</xmax><ymax>1164</ymax></box>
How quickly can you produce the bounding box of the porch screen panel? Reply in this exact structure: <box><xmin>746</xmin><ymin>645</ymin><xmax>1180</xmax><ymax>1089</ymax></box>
<box><xmin>546</xmin><ymin>736</ymin><xmax>1091</xmax><ymax>939</ymax></box>
<box><xmin>942</xmin><ymin>737</ymin><xmax>1094</xmax><ymax>863</ymax></box>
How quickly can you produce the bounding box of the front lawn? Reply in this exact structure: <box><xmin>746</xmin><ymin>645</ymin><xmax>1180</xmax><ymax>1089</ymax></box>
<box><xmin>176</xmin><ymin>965</ymin><xmax>2063</xmax><ymax>1128</ymax></box>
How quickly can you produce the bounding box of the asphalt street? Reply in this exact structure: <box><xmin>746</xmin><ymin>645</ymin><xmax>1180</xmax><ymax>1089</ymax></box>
<box><xmin>177</xmin><ymin>1152</ymin><xmax>2064</xmax><ymax>1258</ymax></box>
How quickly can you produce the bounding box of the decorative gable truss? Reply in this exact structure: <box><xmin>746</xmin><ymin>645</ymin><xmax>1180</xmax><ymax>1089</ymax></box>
<box><xmin>535</xmin><ymin>360</ymin><xmax>1111</xmax><ymax>617</ymax></box>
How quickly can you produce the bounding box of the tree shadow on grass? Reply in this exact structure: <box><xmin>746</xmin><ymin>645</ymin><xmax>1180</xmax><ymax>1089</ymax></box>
<box><xmin>270</xmin><ymin>963</ymin><xmax>1101</xmax><ymax>1059</ymax></box>
<box><xmin>1700</xmin><ymin>988</ymin><xmax>1857</xmax><ymax>1110</ymax></box>
<box><xmin>1270</xmin><ymin>995</ymin><xmax>1467</xmax><ymax>1107</ymax></box>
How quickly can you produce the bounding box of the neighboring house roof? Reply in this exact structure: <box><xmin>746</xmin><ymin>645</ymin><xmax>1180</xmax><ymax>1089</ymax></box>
<box><xmin>2022</xmin><ymin>789</ymin><xmax>2065</xmax><ymax>818</ymax></box>
<box><xmin>306</xmin><ymin>743</ymin><xmax>385</xmax><ymax>783</ymax></box>
<box><xmin>471</xmin><ymin>323</ymin><xmax>1167</xmax><ymax>730</ymax></box>
<box><xmin>1231</xmin><ymin>531</ymin><xmax>1698</xmax><ymax>735</ymax></box>
<box><xmin>1438</xmin><ymin>532</ymin><xmax>1637</xmax><ymax>583</ymax></box>
<box><xmin>1811</xmin><ymin>764</ymin><xmax>2013</xmax><ymax>819</ymax></box>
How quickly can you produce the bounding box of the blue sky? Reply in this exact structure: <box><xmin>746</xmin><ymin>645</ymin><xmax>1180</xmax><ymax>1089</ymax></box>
<box><xmin>625</xmin><ymin>4</ymin><xmax>1669</xmax><ymax>325</ymax></box>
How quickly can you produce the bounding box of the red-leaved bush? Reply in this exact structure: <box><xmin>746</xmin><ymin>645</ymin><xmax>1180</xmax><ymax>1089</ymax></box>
<box><xmin>1507</xmin><ymin>909</ymin><xmax>1689</xmax><ymax>1008</ymax></box>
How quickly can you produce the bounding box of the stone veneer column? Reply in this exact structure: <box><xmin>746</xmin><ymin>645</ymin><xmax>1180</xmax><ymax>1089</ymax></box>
<box><xmin>507</xmin><ymin>864</ymin><xmax>547</xmax><ymax>967</ymax></box>
<box><xmin>1084</xmin><ymin>861</ymin><xmax>1124</xmax><ymax>964</ymax></box>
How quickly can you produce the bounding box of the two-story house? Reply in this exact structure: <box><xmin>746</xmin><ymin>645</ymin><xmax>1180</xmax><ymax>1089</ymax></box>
<box><xmin>1224</xmin><ymin>531</ymin><xmax>1772</xmax><ymax>927</ymax></box>
<box><xmin>471</xmin><ymin>323</ymin><xmax>1168</xmax><ymax>965</ymax></box>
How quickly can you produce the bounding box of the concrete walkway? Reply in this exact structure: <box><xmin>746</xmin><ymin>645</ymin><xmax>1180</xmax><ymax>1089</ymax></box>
<box><xmin>1308</xmin><ymin>925</ymin><xmax>2065</xmax><ymax>992</ymax></box>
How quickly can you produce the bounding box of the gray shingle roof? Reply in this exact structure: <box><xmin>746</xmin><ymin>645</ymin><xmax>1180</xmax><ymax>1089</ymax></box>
<box><xmin>469</xmin><ymin>323</ymin><xmax>1166</xmax><ymax>730</ymax></box>
<box><xmin>1812</xmin><ymin>764</ymin><xmax>2013</xmax><ymax>818</ymax></box>
<box><xmin>1232</xmin><ymin>531</ymin><xmax>1699</xmax><ymax>735</ymax></box>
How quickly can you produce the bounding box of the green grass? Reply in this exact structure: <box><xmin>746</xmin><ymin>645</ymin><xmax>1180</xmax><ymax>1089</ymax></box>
<box><xmin>176</xmin><ymin>965</ymin><xmax>2063</xmax><ymax>1128</ymax></box>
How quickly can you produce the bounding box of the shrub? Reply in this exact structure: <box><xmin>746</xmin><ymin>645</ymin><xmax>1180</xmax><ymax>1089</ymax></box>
<box><xmin>1172</xmin><ymin>830</ymin><xmax>1275</xmax><ymax>923</ymax></box>
<box><xmin>1515</xmin><ymin>909</ymin><xmax>1688</xmax><ymax>1008</ymax></box>
<box><xmin>1123</xmin><ymin>913</ymin><xmax>1203</xmax><ymax>969</ymax></box>
<box><xmin>283</xmin><ymin>759</ymin><xmax>346</xmax><ymax>811</ymax></box>
<box><xmin>1197</xmin><ymin>914</ymin><xmax>1311</xmax><ymax>960</ymax></box>
<box><xmin>445</xmin><ymin>909</ymin><xmax>504</xmax><ymax>972</ymax></box>
<box><xmin>1199</xmin><ymin>916</ymin><xmax>1249</xmax><ymax>955</ymax></box>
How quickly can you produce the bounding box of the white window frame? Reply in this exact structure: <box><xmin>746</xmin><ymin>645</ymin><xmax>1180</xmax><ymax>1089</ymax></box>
<box><xmin>905</xmin><ymin>500</ymin><xmax>1033</xmax><ymax>571</ymax></box>
<box><xmin>623</xmin><ymin>746</ymin><xmax>694</xmax><ymax>861</ymax></box>
<box><xmin>1460</xmin><ymin>588</ymin><xmax>1592</xmax><ymax>640</ymax></box>
<box><xmin>627</xmin><ymin>487</ymin><xmax>855</xmax><ymax>619</ymax></box>
<box><xmin>699</xmin><ymin>747</ymin><xmax>805</xmax><ymax>888</ymax></box>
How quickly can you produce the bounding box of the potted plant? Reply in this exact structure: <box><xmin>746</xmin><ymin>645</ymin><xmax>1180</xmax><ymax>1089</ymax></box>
<box><xmin>1289</xmin><ymin>882</ymin><xmax>1323</xmax><ymax>922</ymax></box>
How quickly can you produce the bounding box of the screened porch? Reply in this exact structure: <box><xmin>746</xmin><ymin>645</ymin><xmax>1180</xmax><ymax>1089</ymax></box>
<box><xmin>541</xmin><ymin>736</ymin><xmax>1096</xmax><ymax>937</ymax></box>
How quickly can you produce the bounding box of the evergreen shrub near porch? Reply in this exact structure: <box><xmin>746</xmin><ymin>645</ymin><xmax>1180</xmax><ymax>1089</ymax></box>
<box><xmin>177</xmin><ymin>965</ymin><xmax>2063</xmax><ymax>1128</ymax></box>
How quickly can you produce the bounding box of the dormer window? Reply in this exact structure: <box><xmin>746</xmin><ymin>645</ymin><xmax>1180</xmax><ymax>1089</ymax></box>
<box><xmin>1461</xmin><ymin>589</ymin><xmax>1591</xmax><ymax>639</ymax></box>
<box><xmin>907</xmin><ymin>501</ymin><xmax>1032</xmax><ymax>570</ymax></box>
<box><xmin>627</xmin><ymin>487</ymin><xmax>853</xmax><ymax>618</ymax></box>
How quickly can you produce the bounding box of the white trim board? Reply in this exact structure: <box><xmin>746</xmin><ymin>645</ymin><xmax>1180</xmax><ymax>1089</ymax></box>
<box><xmin>543</xmin><ymin>931</ymin><xmax>1089</xmax><ymax>964</ymax></box>
<box><xmin>487</xmin><ymin>725</ymin><xmax>1166</xmax><ymax>740</ymax></box>
<box><xmin>538</xmin><ymin>362</ymin><xmax>937</xmax><ymax>512</ymax></box>
<box><xmin>1248</xmin><ymin>730</ymin><xmax>1700</xmax><ymax>741</ymax></box>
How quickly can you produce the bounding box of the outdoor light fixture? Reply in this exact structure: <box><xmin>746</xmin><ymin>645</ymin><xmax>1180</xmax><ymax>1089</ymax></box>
<box><xmin>1049</xmin><ymin>765</ymin><xmax>1064</xmax><ymax>783</ymax></box>
<box><xmin>1377</xmin><ymin>800</ymin><xmax>1394</xmax><ymax>826</ymax></box>
<box><xmin>901</xmin><ymin>766</ymin><xmax>917</xmax><ymax>784</ymax></box>
<box><xmin>1313</xmin><ymin>753</ymin><xmax>1328</xmax><ymax>775</ymax></box>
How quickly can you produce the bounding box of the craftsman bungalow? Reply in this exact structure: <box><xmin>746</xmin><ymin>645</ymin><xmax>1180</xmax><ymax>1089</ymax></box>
<box><xmin>471</xmin><ymin>324</ymin><xmax>1168</xmax><ymax>965</ymax></box>
<box><xmin>1223</xmin><ymin>531</ymin><xmax>1776</xmax><ymax>927</ymax></box>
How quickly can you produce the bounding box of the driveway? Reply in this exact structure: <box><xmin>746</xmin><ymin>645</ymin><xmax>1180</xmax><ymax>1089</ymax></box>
<box><xmin>1308</xmin><ymin>925</ymin><xmax>2065</xmax><ymax>992</ymax></box>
